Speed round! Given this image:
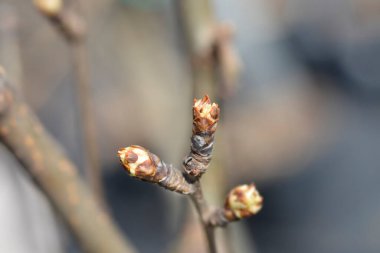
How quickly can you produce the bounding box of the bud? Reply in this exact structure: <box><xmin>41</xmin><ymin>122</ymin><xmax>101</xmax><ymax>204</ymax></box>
<box><xmin>118</xmin><ymin>145</ymin><xmax>195</xmax><ymax>194</ymax></box>
<box><xmin>224</xmin><ymin>184</ymin><xmax>263</xmax><ymax>221</ymax></box>
<box><xmin>118</xmin><ymin>145</ymin><xmax>157</xmax><ymax>178</ymax></box>
<box><xmin>193</xmin><ymin>95</ymin><xmax>220</xmax><ymax>134</ymax></box>
<box><xmin>33</xmin><ymin>0</ymin><xmax>62</xmax><ymax>17</ymax></box>
<box><xmin>183</xmin><ymin>95</ymin><xmax>220</xmax><ymax>178</ymax></box>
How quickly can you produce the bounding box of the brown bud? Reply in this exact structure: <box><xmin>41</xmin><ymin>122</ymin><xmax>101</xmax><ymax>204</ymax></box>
<box><xmin>193</xmin><ymin>95</ymin><xmax>220</xmax><ymax>133</ymax></box>
<box><xmin>118</xmin><ymin>145</ymin><xmax>195</xmax><ymax>194</ymax></box>
<box><xmin>33</xmin><ymin>0</ymin><xmax>63</xmax><ymax>17</ymax></box>
<box><xmin>118</xmin><ymin>145</ymin><xmax>157</xmax><ymax>178</ymax></box>
<box><xmin>224</xmin><ymin>184</ymin><xmax>263</xmax><ymax>221</ymax></box>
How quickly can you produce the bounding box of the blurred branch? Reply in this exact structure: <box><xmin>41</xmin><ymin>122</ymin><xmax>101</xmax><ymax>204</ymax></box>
<box><xmin>0</xmin><ymin>68</ymin><xmax>137</xmax><ymax>253</ymax></box>
<box><xmin>33</xmin><ymin>0</ymin><xmax>104</xmax><ymax>204</ymax></box>
<box><xmin>0</xmin><ymin>4</ymin><xmax>23</xmax><ymax>91</ymax></box>
<box><xmin>176</xmin><ymin>0</ymin><xmax>216</xmax><ymax>97</ymax></box>
<box><xmin>176</xmin><ymin>0</ymin><xmax>241</xmax><ymax>98</ymax></box>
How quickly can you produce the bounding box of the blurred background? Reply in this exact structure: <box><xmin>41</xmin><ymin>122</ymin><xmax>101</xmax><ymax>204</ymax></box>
<box><xmin>1</xmin><ymin>0</ymin><xmax>380</xmax><ymax>252</ymax></box>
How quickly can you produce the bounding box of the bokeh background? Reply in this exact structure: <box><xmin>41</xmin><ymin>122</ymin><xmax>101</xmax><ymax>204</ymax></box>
<box><xmin>1</xmin><ymin>0</ymin><xmax>380</xmax><ymax>252</ymax></box>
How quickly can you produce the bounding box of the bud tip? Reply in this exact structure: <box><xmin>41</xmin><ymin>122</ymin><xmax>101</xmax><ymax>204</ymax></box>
<box><xmin>193</xmin><ymin>95</ymin><xmax>220</xmax><ymax>132</ymax></box>
<box><xmin>118</xmin><ymin>145</ymin><xmax>154</xmax><ymax>177</ymax></box>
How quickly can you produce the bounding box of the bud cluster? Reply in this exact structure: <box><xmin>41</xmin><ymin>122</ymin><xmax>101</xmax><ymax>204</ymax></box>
<box><xmin>117</xmin><ymin>95</ymin><xmax>263</xmax><ymax>228</ymax></box>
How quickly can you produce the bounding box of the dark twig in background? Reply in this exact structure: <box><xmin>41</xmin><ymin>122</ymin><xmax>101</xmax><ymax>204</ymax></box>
<box><xmin>0</xmin><ymin>68</ymin><xmax>137</xmax><ymax>253</ymax></box>
<box><xmin>176</xmin><ymin>0</ymin><xmax>241</xmax><ymax>98</ymax></box>
<box><xmin>33</xmin><ymin>0</ymin><xmax>104</xmax><ymax>204</ymax></box>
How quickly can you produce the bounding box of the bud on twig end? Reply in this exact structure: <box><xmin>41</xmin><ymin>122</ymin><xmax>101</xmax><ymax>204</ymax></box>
<box><xmin>118</xmin><ymin>145</ymin><xmax>195</xmax><ymax>194</ymax></box>
<box><xmin>33</xmin><ymin>0</ymin><xmax>62</xmax><ymax>17</ymax></box>
<box><xmin>183</xmin><ymin>95</ymin><xmax>220</xmax><ymax>178</ymax></box>
<box><xmin>193</xmin><ymin>95</ymin><xmax>220</xmax><ymax>134</ymax></box>
<box><xmin>118</xmin><ymin>145</ymin><xmax>156</xmax><ymax>178</ymax></box>
<box><xmin>224</xmin><ymin>184</ymin><xmax>263</xmax><ymax>221</ymax></box>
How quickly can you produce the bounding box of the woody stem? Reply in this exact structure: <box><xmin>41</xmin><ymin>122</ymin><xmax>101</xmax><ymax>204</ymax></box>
<box><xmin>190</xmin><ymin>181</ymin><xmax>217</xmax><ymax>253</ymax></box>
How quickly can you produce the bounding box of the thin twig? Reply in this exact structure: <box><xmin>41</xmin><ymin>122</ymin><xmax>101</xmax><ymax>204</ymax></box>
<box><xmin>190</xmin><ymin>182</ymin><xmax>217</xmax><ymax>253</ymax></box>
<box><xmin>176</xmin><ymin>0</ymin><xmax>216</xmax><ymax>98</ymax></box>
<box><xmin>34</xmin><ymin>0</ymin><xmax>104</xmax><ymax>204</ymax></box>
<box><xmin>71</xmin><ymin>38</ymin><xmax>104</xmax><ymax>205</ymax></box>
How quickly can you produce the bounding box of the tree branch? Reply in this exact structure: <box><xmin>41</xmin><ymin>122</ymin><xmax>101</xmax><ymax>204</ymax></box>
<box><xmin>0</xmin><ymin>70</ymin><xmax>137</xmax><ymax>253</ymax></box>
<box><xmin>189</xmin><ymin>181</ymin><xmax>217</xmax><ymax>253</ymax></box>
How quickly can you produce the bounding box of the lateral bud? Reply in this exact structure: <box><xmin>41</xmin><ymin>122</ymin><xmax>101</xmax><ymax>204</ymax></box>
<box><xmin>118</xmin><ymin>145</ymin><xmax>194</xmax><ymax>194</ymax></box>
<box><xmin>224</xmin><ymin>184</ymin><xmax>263</xmax><ymax>221</ymax></box>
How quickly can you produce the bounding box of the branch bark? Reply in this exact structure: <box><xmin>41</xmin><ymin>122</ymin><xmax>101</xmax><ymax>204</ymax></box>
<box><xmin>189</xmin><ymin>182</ymin><xmax>217</xmax><ymax>253</ymax></box>
<box><xmin>0</xmin><ymin>71</ymin><xmax>137</xmax><ymax>253</ymax></box>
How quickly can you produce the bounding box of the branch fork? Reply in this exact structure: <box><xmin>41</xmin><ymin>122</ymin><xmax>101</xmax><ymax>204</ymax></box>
<box><xmin>118</xmin><ymin>95</ymin><xmax>263</xmax><ymax>253</ymax></box>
